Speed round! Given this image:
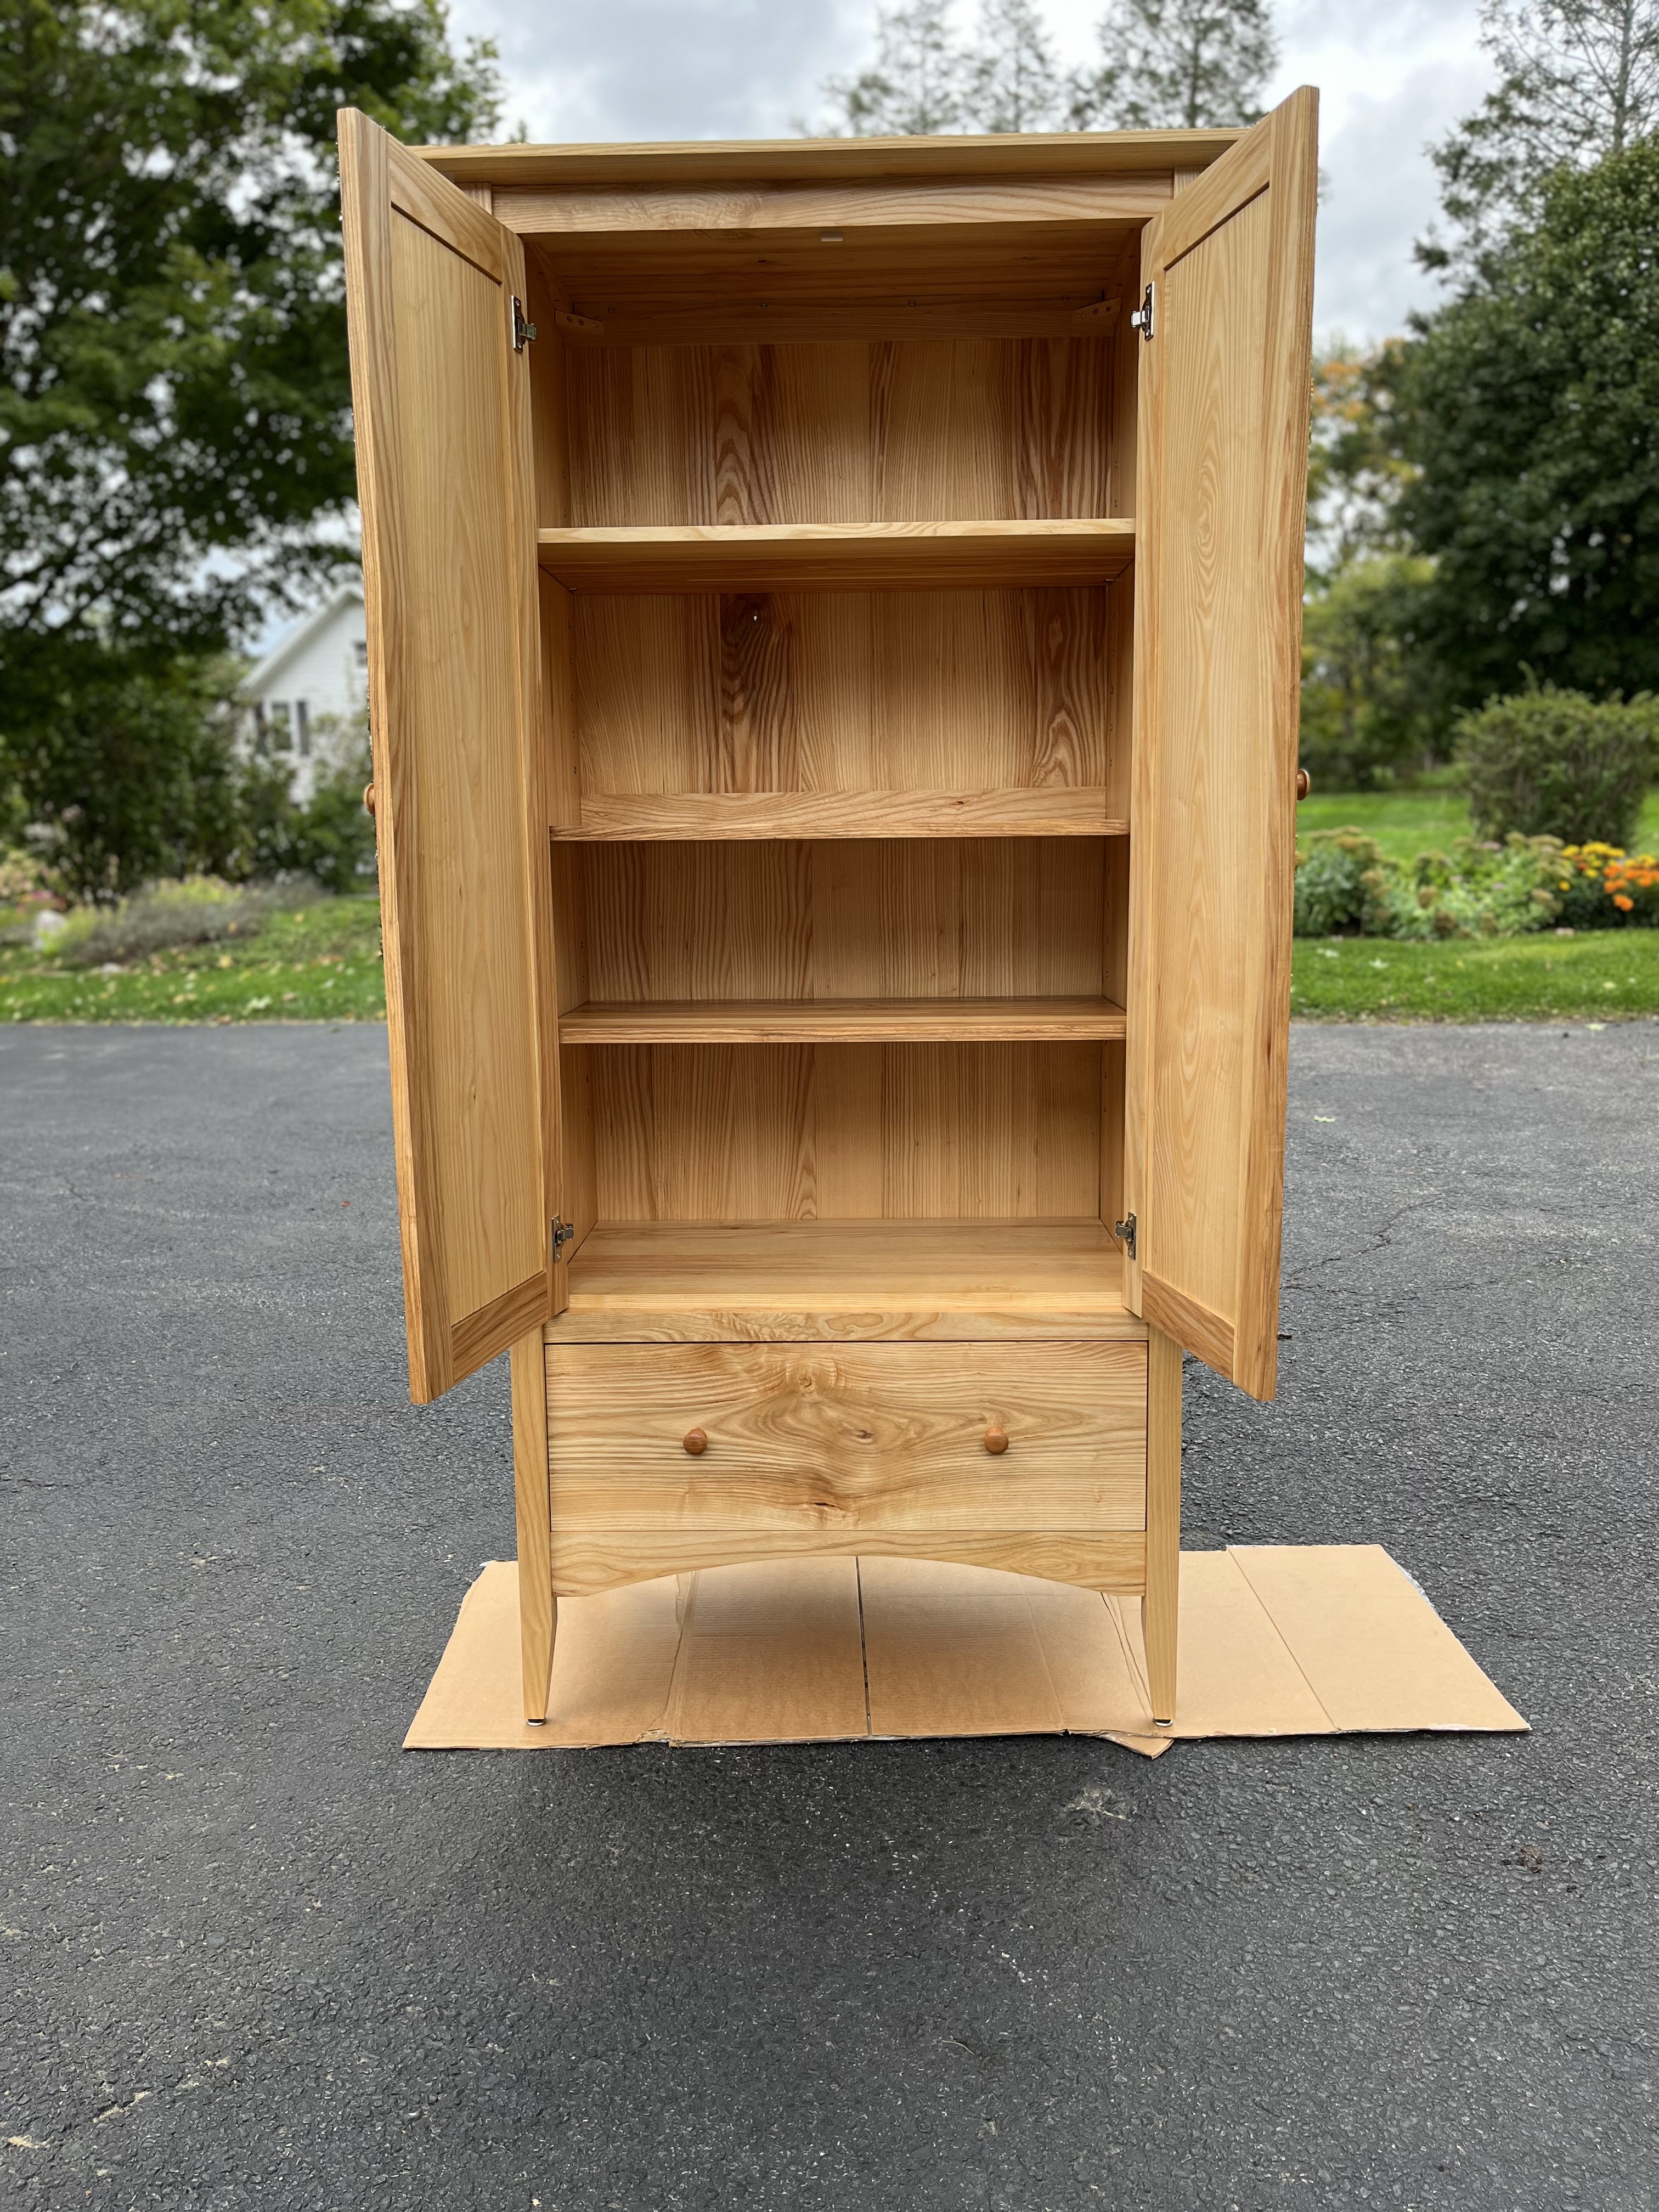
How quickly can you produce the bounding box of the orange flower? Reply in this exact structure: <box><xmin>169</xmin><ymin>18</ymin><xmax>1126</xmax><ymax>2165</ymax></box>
<box><xmin>1613</xmin><ymin>894</ymin><xmax>1634</xmax><ymax>912</ymax></box>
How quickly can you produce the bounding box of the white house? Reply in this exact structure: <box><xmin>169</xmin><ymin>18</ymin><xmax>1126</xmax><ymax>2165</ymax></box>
<box><xmin>241</xmin><ymin>581</ymin><xmax>369</xmax><ymax>802</ymax></box>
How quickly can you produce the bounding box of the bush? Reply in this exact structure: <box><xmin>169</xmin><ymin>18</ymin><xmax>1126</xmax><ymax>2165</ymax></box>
<box><xmin>1293</xmin><ymin>830</ymin><xmax>1390</xmax><ymax>935</ymax></box>
<box><xmin>1457</xmin><ymin>685</ymin><xmax>1657</xmax><ymax>848</ymax></box>
<box><xmin>231</xmin><ymin>715</ymin><xmax>376</xmax><ymax>894</ymax></box>
<box><xmin>1294</xmin><ymin>831</ymin><xmax>1564</xmax><ymax>940</ymax></box>
<box><xmin>49</xmin><ymin>877</ymin><xmax>306</xmax><ymax>966</ymax></box>
<box><xmin>1371</xmin><ymin>837</ymin><xmax>1562</xmax><ymax>940</ymax></box>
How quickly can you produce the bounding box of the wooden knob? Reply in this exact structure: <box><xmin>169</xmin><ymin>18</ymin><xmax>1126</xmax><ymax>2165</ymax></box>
<box><xmin>1295</xmin><ymin>768</ymin><xmax>1311</xmax><ymax>800</ymax></box>
<box><xmin>363</xmin><ymin>782</ymin><xmax>376</xmax><ymax>817</ymax></box>
<box><xmin>984</xmin><ymin>1426</ymin><xmax>1009</xmax><ymax>1456</ymax></box>
<box><xmin>682</xmin><ymin>1427</ymin><xmax>708</xmax><ymax>1457</ymax></box>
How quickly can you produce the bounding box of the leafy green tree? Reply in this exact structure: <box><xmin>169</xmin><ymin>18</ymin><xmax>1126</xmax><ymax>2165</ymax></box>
<box><xmin>7</xmin><ymin>657</ymin><xmax>248</xmax><ymax>900</ymax></box>
<box><xmin>1305</xmin><ymin>340</ymin><xmax>1414</xmax><ymax>580</ymax></box>
<box><xmin>1070</xmin><ymin>0</ymin><xmax>1279</xmax><ymax>129</ymax></box>
<box><xmin>1457</xmin><ymin>683</ymin><xmax>1657</xmax><ymax>846</ymax></box>
<box><xmin>1299</xmin><ymin>555</ymin><xmax>1446</xmax><ymax>789</ymax></box>
<box><xmin>1421</xmin><ymin>0</ymin><xmax>1659</xmax><ymax>281</ymax></box>
<box><xmin>0</xmin><ymin>1</ymin><xmax>496</xmax><ymax>889</ymax></box>
<box><xmin>1398</xmin><ymin>136</ymin><xmax>1659</xmax><ymax>709</ymax></box>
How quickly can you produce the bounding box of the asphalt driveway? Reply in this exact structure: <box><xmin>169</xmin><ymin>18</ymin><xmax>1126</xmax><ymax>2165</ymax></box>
<box><xmin>2</xmin><ymin>1020</ymin><xmax>1656</xmax><ymax>2210</ymax></box>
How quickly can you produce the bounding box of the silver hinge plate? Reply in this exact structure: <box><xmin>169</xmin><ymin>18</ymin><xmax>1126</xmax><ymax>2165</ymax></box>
<box><xmin>551</xmin><ymin>1217</ymin><xmax>574</xmax><ymax>1262</ymax></box>
<box><xmin>1129</xmin><ymin>283</ymin><xmax>1155</xmax><ymax>342</ymax></box>
<box><xmin>1114</xmin><ymin>1212</ymin><xmax>1137</xmax><ymax>1261</ymax></box>
<box><xmin>511</xmin><ymin>295</ymin><xmax>537</xmax><ymax>352</ymax></box>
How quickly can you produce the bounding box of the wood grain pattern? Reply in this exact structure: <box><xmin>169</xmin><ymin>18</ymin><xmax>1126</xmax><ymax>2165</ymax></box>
<box><xmin>1125</xmin><ymin>88</ymin><xmax>1317</xmax><ymax>1403</ymax></box>
<box><xmin>579</xmin><ymin>840</ymin><xmax>1109</xmax><ymax>1003</ymax></box>
<box><xmin>540</xmin><ymin>522</ymin><xmax>1133</xmax><ymax>592</ymax></box>
<box><xmin>587</xmin><ymin>1043</ymin><xmax>1104</xmax><ymax>1222</ymax></box>
<box><xmin>566</xmin><ymin>341</ymin><xmax>1118</xmax><ymax>526</ymax></box>
<box><xmin>1142</xmin><ymin>1324</ymin><xmax>1182</xmax><ymax>1721</ymax></box>
<box><xmin>561</xmin><ymin>997</ymin><xmax>1125</xmax><ymax>1043</ymax></box>
<box><xmin>560</xmin><ymin>1217</ymin><xmax>1132</xmax><ymax>1314</ymax></box>
<box><xmin>571</xmin><ymin>586</ymin><xmax>1122</xmax><ymax>803</ymax></box>
<box><xmin>338</xmin><ymin>109</ymin><xmax>550</xmax><ymax>1403</ymax></box>
<box><xmin>546</xmin><ymin>1307</ymin><xmax>1146</xmax><ymax>1344</ymax></box>
<box><xmin>547</xmin><ymin>1525</ymin><xmax>1146</xmax><ymax>1595</ymax></box>
<box><xmin>510</xmin><ymin>1325</ymin><xmax>556</xmax><ymax>1720</ymax></box>
<box><xmin>544</xmin><ymin>1340</ymin><xmax>1147</xmax><ymax>1536</ymax></box>
<box><xmin>419</xmin><ymin>128</ymin><xmax>1241</xmax><ymax>189</ymax></box>
<box><xmin>498</xmin><ymin>176</ymin><xmax>1173</xmax><ymax>239</ymax></box>
<box><xmin>559</xmin><ymin>792</ymin><xmax>1127</xmax><ymax>840</ymax></box>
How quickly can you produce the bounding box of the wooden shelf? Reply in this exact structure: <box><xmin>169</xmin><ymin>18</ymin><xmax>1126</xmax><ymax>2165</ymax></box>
<box><xmin>553</xmin><ymin>790</ymin><xmax>1127</xmax><ymax>840</ymax></box>
<box><xmin>558</xmin><ymin>1218</ymin><xmax>1134</xmax><ymax>1322</ymax></box>
<box><xmin>537</xmin><ymin>520</ymin><xmax>1136</xmax><ymax>594</ymax></box>
<box><xmin>561</xmin><ymin>996</ymin><xmax>1126</xmax><ymax>1044</ymax></box>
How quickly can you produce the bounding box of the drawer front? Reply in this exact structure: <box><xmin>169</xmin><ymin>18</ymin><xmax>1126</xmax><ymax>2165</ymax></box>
<box><xmin>545</xmin><ymin>1340</ymin><xmax>1147</xmax><ymax>1535</ymax></box>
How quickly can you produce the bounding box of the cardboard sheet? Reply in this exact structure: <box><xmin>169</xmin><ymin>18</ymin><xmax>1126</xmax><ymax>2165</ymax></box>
<box><xmin>405</xmin><ymin>1547</ymin><xmax>1528</xmax><ymax>1757</ymax></box>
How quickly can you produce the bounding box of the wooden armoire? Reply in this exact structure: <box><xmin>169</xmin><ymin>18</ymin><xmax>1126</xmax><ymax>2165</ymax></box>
<box><xmin>337</xmin><ymin>92</ymin><xmax>1318</xmax><ymax>1729</ymax></box>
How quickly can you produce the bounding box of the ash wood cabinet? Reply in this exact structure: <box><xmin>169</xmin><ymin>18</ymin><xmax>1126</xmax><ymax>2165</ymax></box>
<box><xmin>338</xmin><ymin>93</ymin><xmax>1318</xmax><ymax>1728</ymax></box>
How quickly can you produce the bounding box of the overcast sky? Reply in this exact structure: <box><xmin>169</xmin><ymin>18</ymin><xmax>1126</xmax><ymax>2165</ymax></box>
<box><xmin>442</xmin><ymin>0</ymin><xmax>1494</xmax><ymax>343</ymax></box>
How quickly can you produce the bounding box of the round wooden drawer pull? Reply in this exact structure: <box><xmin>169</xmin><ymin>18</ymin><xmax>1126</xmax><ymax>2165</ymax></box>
<box><xmin>682</xmin><ymin>1427</ymin><xmax>708</xmax><ymax>1456</ymax></box>
<box><xmin>363</xmin><ymin>782</ymin><xmax>377</xmax><ymax>817</ymax></box>
<box><xmin>984</xmin><ymin>1426</ymin><xmax>1009</xmax><ymax>1456</ymax></box>
<box><xmin>1295</xmin><ymin>768</ymin><xmax>1311</xmax><ymax>800</ymax></box>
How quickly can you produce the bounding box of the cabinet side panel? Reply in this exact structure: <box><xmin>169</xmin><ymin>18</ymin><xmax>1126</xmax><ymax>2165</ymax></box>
<box><xmin>588</xmin><ymin>1042</ymin><xmax>1101</xmax><ymax>1221</ymax></box>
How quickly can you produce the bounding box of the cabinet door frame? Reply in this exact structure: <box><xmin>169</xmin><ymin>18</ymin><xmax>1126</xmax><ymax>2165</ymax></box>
<box><xmin>1124</xmin><ymin>87</ymin><xmax>1319</xmax><ymax>1402</ymax></box>
<box><xmin>340</xmin><ymin>109</ymin><xmax>560</xmax><ymax>1402</ymax></box>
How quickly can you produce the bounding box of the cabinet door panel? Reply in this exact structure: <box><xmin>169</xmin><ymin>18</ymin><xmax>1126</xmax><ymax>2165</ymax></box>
<box><xmin>1125</xmin><ymin>89</ymin><xmax>1318</xmax><ymax>1401</ymax></box>
<box><xmin>340</xmin><ymin>111</ymin><xmax>555</xmax><ymax>1401</ymax></box>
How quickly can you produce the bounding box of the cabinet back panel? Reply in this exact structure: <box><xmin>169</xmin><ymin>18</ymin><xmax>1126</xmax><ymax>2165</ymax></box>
<box><xmin>574</xmin><ymin>585</ymin><xmax>1123</xmax><ymax>796</ymax></box>
<box><xmin>566</xmin><ymin>340</ymin><xmax>1115</xmax><ymax>524</ymax></box>
<box><xmin>577</xmin><ymin>839</ymin><xmax>1108</xmax><ymax>1001</ymax></box>
<box><xmin>588</xmin><ymin>1043</ymin><xmax>1101</xmax><ymax>1220</ymax></box>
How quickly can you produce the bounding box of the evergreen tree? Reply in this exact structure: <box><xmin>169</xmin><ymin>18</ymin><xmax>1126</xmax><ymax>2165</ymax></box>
<box><xmin>820</xmin><ymin>0</ymin><xmax>969</xmax><ymax>134</ymax></box>
<box><xmin>1421</xmin><ymin>0</ymin><xmax>1659</xmax><ymax>280</ymax></box>
<box><xmin>964</xmin><ymin>1</ymin><xmax>1064</xmax><ymax>132</ymax></box>
<box><xmin>1071</xmin><ymin>0</ymin><xmax>1279</xmax><ymax>131</ymax></box>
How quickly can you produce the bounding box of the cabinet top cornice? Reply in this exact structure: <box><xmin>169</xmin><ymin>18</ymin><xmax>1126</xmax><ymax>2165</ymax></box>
<box><xmin>416</xmin><ymin>126</ymin><xmax>1245</xmax><ymax>194</ymax></box>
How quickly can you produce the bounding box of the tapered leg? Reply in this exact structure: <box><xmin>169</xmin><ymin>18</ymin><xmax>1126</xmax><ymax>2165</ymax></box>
<box><xmin>1142</xmin><ymin>1325</ymin><xmax>1182</xmax><ymax>1724</ymax></box>
<box><xmin>510</xmin><ymin>1326</ymin><xmax>556</xmax><ymax>1723</ymax></box>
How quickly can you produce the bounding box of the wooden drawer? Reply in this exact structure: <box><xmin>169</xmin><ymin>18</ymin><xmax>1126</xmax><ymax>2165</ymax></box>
<box><xmin>544</xmin><ymin>1340</ymin><xmax>1147</xmax><ymax>1536</ymax></box>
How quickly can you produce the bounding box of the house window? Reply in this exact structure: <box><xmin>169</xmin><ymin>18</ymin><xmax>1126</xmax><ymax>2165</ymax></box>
<box><xmin>269</xmin><ymin>701</ymin><xmax>293</xmax><ymax>753</ymax></box>
<box><xmin>296</xmin><ymin>700</ymin><xmax>311</xmax><ymax>758</ymax></box>
<box><xmin>252</xmin><ymin>702</ymin><xmax>268</xmax><ymax>757</ymax></box>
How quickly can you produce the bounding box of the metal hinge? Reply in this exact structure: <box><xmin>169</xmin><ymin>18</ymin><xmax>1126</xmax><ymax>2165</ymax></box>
<box><xmin>1129</xmin><ymin>283</ymin><xmax>1155</xmax><ymax>342</ymax></box>
<box><xmin>551</xmin><ymin>1217</ymin><xmax>575</xmax><ymax>1262</ymax></box>
<box><xmin>1113</xmin><ymin>1212</ymin><xmax>1138</xmax><ymax>1261</ymax></box>
<box><xmin>511</xmin><ymin>295</ymin><xmax>537</xmax><ymax>352</ymax></box>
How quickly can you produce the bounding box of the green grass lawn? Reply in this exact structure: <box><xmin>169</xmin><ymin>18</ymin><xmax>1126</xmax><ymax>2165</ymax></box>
<box><xmin>1297</xmin><ymin>783</ymin><xmax>1659</xmax><ymax>862</ymax></box>
<box><xmin>0</xmin><ymin>895</ymin><xmax>386</xmax><ymax>1023</ymax></box>
<box><xmin>5</xmin><ymin>874</ymin><xmax>1657</xmax><ymax>1028</ymax></box>
<box><xmin>1293</xmin><ymin>927</ymin><xmax>1659</xmax><ymax>1022</ymax></box>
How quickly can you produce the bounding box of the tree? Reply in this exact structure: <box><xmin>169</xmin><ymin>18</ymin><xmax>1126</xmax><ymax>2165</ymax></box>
<box><xmin>965</xmin><ymin>1</ymin><xmax>1064</xmax><ymax>132</ymax></box>
<box><xmin>5</xmin><ymin>658</ymin><xmax>248</xmax><ymax>901</ymax></box>
<box><xmin>1305</xmin><ymin>340</ymin><xmax>1414</xmax><ymax>582</ymax></box>
<box><xmin>1397</xmin><ymin>136</ymin><xmax>1659</xmax><ymax>711</ymax></box>
<box><xmin>0</xmin><ymin>2</ymin><xmax>497</xmax><ymax>695</ymax></box>
<box><xmin>1299</xmin><ymin>556</ymin><xmax>1446</xmax><ymax>789</ymax></box>
<box><xmin>1070</xmin><ymin>0</ymin><xmax>1279</xmax><ymax>130</ymax></box>
<box><xmin>1421</xmin><ymin>0</ymin><xmax>1659</xmax><ymax>280</ymax></box>
<box><xmin>820</xmin><ymin>1</ymin><xmax>971</xmax><ymax>134</ymax></box>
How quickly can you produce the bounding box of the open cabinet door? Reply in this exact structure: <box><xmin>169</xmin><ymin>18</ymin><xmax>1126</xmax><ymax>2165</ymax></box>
<box><xmin>339</xmin><ymin>111</ymin><xmax>555</xmax><ymax>1403</ymax></box>
<box><xmin>1124</xmin><ymin>88</ymin><xmax>1318</xmax><ymax>1403</ymax></box>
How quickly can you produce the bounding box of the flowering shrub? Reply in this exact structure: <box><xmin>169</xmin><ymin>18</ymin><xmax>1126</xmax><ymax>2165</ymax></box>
<box><xmin>1291</xmin><ymin>831</ymin><xmax>1389</xmax><ymax>936</ymax></box>
<box><xmin>1553</xmin><ymin>844</ymin><xmax>1659</xmax><ymax>929</ymax></box>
